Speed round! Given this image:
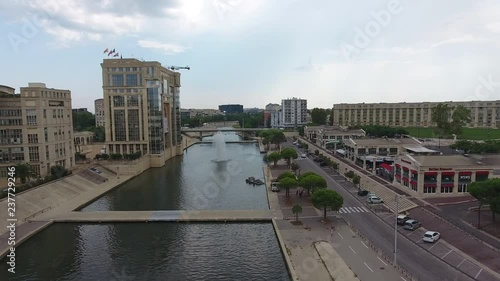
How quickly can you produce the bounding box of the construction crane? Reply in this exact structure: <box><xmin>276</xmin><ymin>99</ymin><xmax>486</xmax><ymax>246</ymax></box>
<box><xmin>167</xmin><ymin>65</ymin><xmax>190</xmax><ymax>71</ymax></box>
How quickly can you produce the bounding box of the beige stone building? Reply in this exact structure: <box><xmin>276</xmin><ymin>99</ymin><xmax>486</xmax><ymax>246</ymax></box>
<box><xmin>333</xmin><ymin>100</ymin><xmax>500</xmax><ymax>128</ymax></box>
<box><xmin>94</xmin><ymin>98</ymin><xmax>105</xmax><ymax>127</ymax></box>
<box><xmin>393</xmin><ymin>154</ymin><xmax>500</xmax><ymax>197</ymax></box>
<box><xmin>101</xmin><ymin>58</ymin><xmax>183</xmax><ymax>167</ymax></box>
<box><xmin>304</xmin><ymin>125</ymin><xmax>365</xmax><ymax>149</ymax></box>
<box><xmin>0</xmin><ymin>83</ymin><xmax>75</xmax><ymax>179</ymax></box>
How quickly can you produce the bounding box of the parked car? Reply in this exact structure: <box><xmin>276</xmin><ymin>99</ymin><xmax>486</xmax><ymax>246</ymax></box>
<box><xmin>271</xmin><ymin>182</ymin><xmax>280</xmax><ymax>192</ymax></box>
<box><xmin>423</xmin><ymin>231</ymin><xmax>440</xmax><ymax>243</ymax></box>
<box><xmin>397</xmin><ymin>215</ymin><xmax>410</xmax><ymax>225</ymax></box>
<box><xmin>403</xmin><ymin>219</ymin><xmax>421</xmax><ymax>230</ymax></box>
<box><xmin>301</xmin><ymin>153</ymin><xmax>306</xmax><ymax>158</ymax></box>
<box><xmin>367</xmin><ymin>195</ymin><xmax>383</xmax><ymax>204</ymax></box>
<box><xmin>357</xmin><ymin>189</ymin><xmax>369</xmax><ymax>196</ymax></box>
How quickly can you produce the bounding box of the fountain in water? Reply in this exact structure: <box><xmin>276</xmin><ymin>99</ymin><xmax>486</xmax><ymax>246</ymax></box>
<box><xmin>212</xmin><ymin>131</ymin><xmax>228</xmax><ymax>162</ymax></box>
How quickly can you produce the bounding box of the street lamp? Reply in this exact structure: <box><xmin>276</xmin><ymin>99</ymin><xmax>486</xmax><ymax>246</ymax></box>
<box><xmin>393</xmin><ymin>194</ymin><xmax>404</xmax><ymax>266</ymax></box>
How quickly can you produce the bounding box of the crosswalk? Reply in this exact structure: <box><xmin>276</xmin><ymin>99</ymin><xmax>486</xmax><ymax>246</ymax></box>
<box><xmin>338</xmin><ymin>206</ymin><xmax>369</xmax><ymax>214</ymax></box>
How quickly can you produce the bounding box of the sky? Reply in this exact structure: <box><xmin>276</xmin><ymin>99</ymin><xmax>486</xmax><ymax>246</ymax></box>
<box><xmin>1</xmin><ymin>0</ymin><xmax>500</xmax><ymax>112</ymax></box>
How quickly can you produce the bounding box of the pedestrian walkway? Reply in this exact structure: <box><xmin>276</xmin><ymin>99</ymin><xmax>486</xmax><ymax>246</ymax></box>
<box><xmin>338</xmin><ymin>206</ymin><xmax>369</xmax><ymax>214</ymax></box>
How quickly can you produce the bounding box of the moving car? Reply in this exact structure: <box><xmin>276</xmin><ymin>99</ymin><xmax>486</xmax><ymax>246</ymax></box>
<box><xmin>403</xmin><ymin>219</ymin><xmax>421</xmax><ymax>230</ymax></box>
<box><xmin>301</xmin><ymin>153</ymin><xmax>306</xmax><ymax>158</ymax></box>
<box><xmin>357</xmin><ymin>189</ymin><xmax>369</xmax><ymax>196</ymax></box>
<box><xmin>397</xmin><ymin>215</ymin><xmax>410</xmax><ymax>225</ymax></box>
<box><xmin>367</xmin><ymin>195</ymin><xmax>383</xmax><ymax>204</ymax></box>
<box><xmin>423</xmin><ymin>231</ymin><xmax>440</xmax><ymax>243</ymax></box>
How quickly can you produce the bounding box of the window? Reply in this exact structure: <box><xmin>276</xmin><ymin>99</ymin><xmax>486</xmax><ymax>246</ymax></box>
<box><xmin>128</xmin><ymin>109</ymin><xmax>140</xmax><ymax>141</ymax></box>
<box><xmin>29</xmin><ymin>146</ymin><xmax>39</xmax><ymax>161</ymax></box>
<box><xmin>458</xmin><ymin>184</ymin><xmax>468</xmax><ymax>193</ymax></box>
<box><xmin>113</xmin><ymin>96</ymin><xmax>125</xmax><ymax>107</ymax></box>
<box><xmin>46</xmin><ymin>145</ymin><xmax>49</xmax><ymax>160</ymax></box>
<box><xmin>26</xmin><ymin>109</ymin><xmax>37</xmax><ymax>125</ymax></box>
<box><xmin>127</xmin><ymin>95</ymin><xmax>139</xmax><ymax>106</ymax></box>
<box><xmin>126</xmin><ymin>74</ymin><xmax>138</xmax><ymax>86</ymax></box>
<box><xmin>44</xmin><ymin>128</ymin><xmax>48</xmax><ymax>142</ymax></box>
<box><xmin>43</xmin><ymin>109</ymin><xmax>47</xmax><ymax>118</ymax></box>
<box><xmin>112</xmin><ymin>74</ymin><xmax>124</xmax><ymax>86</ymax></box>
<box><xmin>423</xmin><ymin>186</ymin><xmax>436</xmax><ymax>193</ymax></box>
<box><xmin>441</xmin><ymin>186</ymin><xmax>453</xmax><ymax>193</ymax></box>
<box><xmin>28</xmin><ymin>134</ymin><xmax>38</xmax><ymax>144</ymax></box>
<box><xmin>114</xmin><ymin>110</ymin><xmax>126</xmax><ymax>141</ymax></box>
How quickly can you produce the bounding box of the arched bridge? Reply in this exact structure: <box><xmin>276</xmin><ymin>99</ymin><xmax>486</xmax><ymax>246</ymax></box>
<box><xmin>181</xmin><ymin>128</ymin><xmax>268</xmax><ymax>132</ymax></box>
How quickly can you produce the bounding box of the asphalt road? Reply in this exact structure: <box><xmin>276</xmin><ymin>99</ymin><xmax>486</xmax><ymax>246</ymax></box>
<box><xmin>285</xmin><ymin>141</ymin><xmax>476</xmax><ymax>281</ymax></box>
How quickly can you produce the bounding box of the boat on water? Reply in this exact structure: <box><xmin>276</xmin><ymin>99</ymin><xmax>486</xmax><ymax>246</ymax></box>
<box><xmin>245</xmin><ymin>177</ymin><xmax>264</xmax><ymax>185</ymax></box>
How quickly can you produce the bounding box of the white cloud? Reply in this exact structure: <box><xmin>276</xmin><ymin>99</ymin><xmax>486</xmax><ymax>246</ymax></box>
<box><xmin>138</xmin><ymin>40</ymin><xmax>187</xmax><ymax>54</ymax></box>
<box><xmin>431</xmin><ymin>35</ymin><xmax>489</xmax><ymax>48</ymax></box>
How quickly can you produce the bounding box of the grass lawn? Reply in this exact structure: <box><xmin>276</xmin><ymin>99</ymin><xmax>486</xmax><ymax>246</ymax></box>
<box><xmin>402</xmin><ymin>127</ymin><xmax>500</xmax><ymax>140</ymax></box>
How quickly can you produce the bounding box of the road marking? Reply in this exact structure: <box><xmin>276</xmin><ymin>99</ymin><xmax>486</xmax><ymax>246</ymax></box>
<box><xmin>348</xmin><ymin>207</ymin><xmax>357</xmax><ymax>213</ymax></box>
<box><xmin>475</xmin><ymin>268</ymin><xmax>483</xmax><ymax>279</ymax></box>
<box><xmin>377</xmin><ymin>257</ymin><xmax>388</xmax><ymax>266</ymax></box>
<box><xmin>457</xmin><ymin>259</ymin><xmax>466</xmax><ymax>268</ymax></box>
<box><xmin>364</xmin><ymin>262</ymin><xmax>374</xmax><ymax>272</ymax></box>
<box><xmin>401</xmin><ymin>277</ymin><xmax>407</xmax><ymax>281</ymax></box>
<box><xmin>339</xmin><ymin>209</ymin><xmax>344</xmax><ymax>214</ymax></box>
<box><xmin>361</xmin><ymin>207</ymin><xmax>369</xmax><ymax>212</ymax></box>
<box><xmin>354</xmin><ymin>207</ymin><xmax>364</xmax><ymax>212</ymax></box>
<box><xmin>349</xmin><ymin>246</ymin><xmax>357</xmax><ymax>254</ymax></box>
<box><xmin>349</xmin><ymin>228</ymin><xmax>356</xmax><ymax>235</ymax></box>
<box><xmin>428</xmin><ymin>242</ymin><xmax>439</xmax><ymax>250</ymax></box>
<box><xmin>361</xmin><ymin>241</ymin><xmax>368</xmax><ymax>249</ymax></box>
<box><xmin>442</xmin><ymin>249</ymin><xmax>453</xmax><ymax>259</ymax></box>
<box><xmin>338</xmin><ymin>232</ymin><xmax>344</xmax><ymax>239</ymax></box>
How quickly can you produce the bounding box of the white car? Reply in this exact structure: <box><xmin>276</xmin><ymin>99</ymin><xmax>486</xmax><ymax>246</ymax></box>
<box><xmin>423</xmin><ymin>231</ymin><xmax>440</xmax><ymax>243</ymax></box>
<box><xmin>301</xmin><ymin>153</ymin><xmax>306</xmax><ymax>158</ymax></box>
<box><xmin>367</xmin><ymin>195</ymin><xmax>383</xmax><ymax>204</ymax></box>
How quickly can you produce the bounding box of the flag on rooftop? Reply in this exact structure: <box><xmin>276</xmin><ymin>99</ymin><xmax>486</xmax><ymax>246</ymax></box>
<box><xmin>113</xmin><ymin>53</ymin><xmax>119</xmax><ymax>57</ymax></box>
<box><xmin>103</xmin><ymin>48</ymin><xmax>108</xmax><ymax>53</ymax></box>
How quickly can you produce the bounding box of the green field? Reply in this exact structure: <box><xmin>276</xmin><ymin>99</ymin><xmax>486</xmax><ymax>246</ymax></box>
<box><xmin>403</xmin><ymin>127</ymin><xmax>500</xmax><ymax>140</ymax></box>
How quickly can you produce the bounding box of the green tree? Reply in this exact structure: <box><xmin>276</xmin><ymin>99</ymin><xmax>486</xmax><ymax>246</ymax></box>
<box><xmin>72</xmin><ymin>111</ymin><xmax>96</xmax><ymax>132</ymax></box>
<box><xmin>50</xmin><ymin>165</ymin><xmax>69</xmax><ymax>179</ymax></box>
<box><xmin>15</xmin><ymin>163</ymin><xmax>32</xmax><ymax>184</ymax></box>
<box><xmin>432</xmin><ymin>103</ymin><xmax>471</xmax><ymax>138</ymax></box>
<box><xmin>312</xmin><ymin>189</ymin><xmax>344</xmax><ymax>220</ymax></box>
<box><xmin>329</xmin><ymin>108</ymin><xmax>334</xmax><ymax>125</ymax></box>
<box><xmin>450</xmin><ymin>105</ymin><xmax>472</xmax><ymax>136</ymax></box>
<box><xmin>270</xmin><ymin>130</ymin><xmax>286</xmax><ymax>149</ymax></box>
<box><xmin>311</xmin><ymin>108</ymin><xmax>328</xmax><ymax>125</ymax></box>
<box><xmin>314</xmin><ymin>150</ymin><xmax>319</xmax><ymax>156</ymax></box>
<box><xmin>468</xmin><ymin>179</ymin><xmax>500</xmax><ymax>226</ymax></box>
<box><xmin>267</xmin><ymin>152</ymin><xmax>282</xmax><ymax>166</ymax></box>
<box><xmin>292</xmin><ymin>204</ymin><xmax>303</xmax><ymax>222</ymax></box>
<box><xmin>281</xmin><ymin>147</ymin><xmax>298</xmax><ymax>166</ymax></box>
<box><xmin>344</xmin><ymin>171</ymin><xmax>355</xmax><ymax>178</ymax></box>
<box><xmin>277</xmin><ymin>171</ymin><xmax>296</xmax><ymax>181</ymax></box>
<box><xmin>278</xmin><ymin>177</ymin><xmax>298</xmax><ymax>197</ymax></box>
<box><xmin>352</xmin><ymin>174</ymin><xmax>361</xmax><ymax>187</ymax></box>
<box><xmin>331</xmin><ymin>162</ymin><xmax>339</xmax><ymax>172</ymax></box>
<box><xmin>90</xmin><ymin>126</ymin><xmax>106</xmax><ymax>142</ymax></box>
<box><xmin>298</xmin><ymin>171</ymin><xmax>319</xmax><ymax>182</ymax></box>
<box><xmin>300</xmin><ymin>174</ymin><xmax>327</xmax><ymax>195</ymax></box>
<box><xmin>290</xmin><ymin>162</ymin><xmax>300</xmax><ymax>175</ymax></box>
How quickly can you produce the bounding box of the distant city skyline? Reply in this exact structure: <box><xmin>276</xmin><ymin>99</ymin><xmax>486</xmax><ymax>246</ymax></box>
<box><xmin>2</xmin><ymin>1</ymin><xmax>500</xmax><ymax>110</ymax></box>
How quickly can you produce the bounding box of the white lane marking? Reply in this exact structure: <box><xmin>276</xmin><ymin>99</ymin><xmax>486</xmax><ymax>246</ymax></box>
<box><xmin>348</xmin><ymin>207</ymin><xmax>357</xmax><ymax>213</ymax></box>
<box><xmin>361</xmin><ymin>241</ymin><xmax>369</xmax><ymax>249</ymax></box>
<box><xmin>428</xmin><ymin>242</ymin><xmax>439</xmax><ymax>250</ymax></box>
<box><xmin>338</xmin><ymin>232</ymin><xmax>344</xmax><ymax>239</ymax></box>
<box><xmin>457</xmin><ymin>259</ymin><xmax>466</xmax><ymax>268</ymax></box>
<box><xmin>377</xmin><ymin>257</ymin><xmax>388</xmax><ymax>266</ymax></box>
<box><xmin>344</xmin><ymin>207</ymin><xmax>351</xmax><ymax>213</ymax></box>
<box><xmin>475</xmin><ymin>268</ymin><xmax>483</xmax><ymax>279</ymax></box>
<box><xmin>362</xmin><ymin>207</ymin><xmax>369</xmax><ymax>212</ymax></box>
<box><xmin>349</xmin><ymin>228</ymin><xmax>356</xmax><ymax>235</ymax></box>
<box><xmin>401</xmin><ymin>277</ymin><xmax>407</xmax><ymax>281</ymax></box>
<box><xmin>442</xmin><ymin>249</ymin><xmax>453</xmax><ymax>259</ymax></box>
<box><xmin>364</xmin><ymin>262</ymin><xmax>374</xmax><ymax>272</ymax></box>
<box><xmin>339</xmin><ymin>209</ymin><xmax>344</xmax><ymax>214</ymax></box>
<box><xmin>353</xmin><ymin>207</ymin><xmax>363</xmax><ymax>212</ymax></box>
<box><xmin>349</xmin><ymin>246</ymin><xmax>357</xmax><ymax>254</ymax></box>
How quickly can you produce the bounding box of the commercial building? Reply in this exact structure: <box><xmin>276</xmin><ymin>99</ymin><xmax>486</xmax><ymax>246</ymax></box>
<box><xmin>264</xmin><ymin>103</ymin><xmax>280</xmax><ymax>128</ymax></box>
<box><xmin>101</xmin><ymin>58</ymin><xmax>183</xmax><ymax>167</ymax></box>
<box><xmin>219</xmin><ymin>104</ymin><xmax>243</xmax><ymax>114</ymax></box>
<box><xmin>94</xmin><ymin>98</ymin><xmax>105</xmax><ymax>127</ymax></box>
<box><xmin>393</xmin><ymin>153</ymin><xmax>500</xmax><ymax>197</ymax></box>
<box><xmin>72</xmin><ymin>108</ymin><xmax>88</xmax><ymax>113</ymax></box>
<box><xmin>281</xmin><ymin>98</ymin><xmax>307</xmax><ymax>128</ymax></box>
<box><xmin>304</xmin><ymin>125</ymin><xmax>366</xmax><ymax>149</ymax></box>
<box><xmin>0</xmin><ymin>83</ymin><xmax>75</xmax><ymax>179</ymax></box>
<box><xmin>332</xmin><ymin>100</ymin><xmax>500</xmax><ymax>128</ymax></box>
<box><xmin>183</xmin><ymin>108</ymin><xmax>223</xmax><ymax>118</ymax></box>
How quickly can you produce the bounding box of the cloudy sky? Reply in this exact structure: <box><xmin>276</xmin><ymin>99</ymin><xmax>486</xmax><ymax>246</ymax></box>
<box><xmin>1</xmin><ymin>0</ymin><xmax>500</xmax><ymax>112</ymax></box>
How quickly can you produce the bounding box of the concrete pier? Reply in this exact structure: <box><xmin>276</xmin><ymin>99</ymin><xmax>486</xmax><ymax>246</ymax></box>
<box><xmin>32</xmin><ymin>210</ymin><xmax>275</xmax><ymax>223</ymax></box>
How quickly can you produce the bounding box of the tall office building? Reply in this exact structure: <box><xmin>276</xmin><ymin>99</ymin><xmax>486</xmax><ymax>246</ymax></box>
<box><xmin>333</xmin><ymin>101</ymin><xmax>500</xmax><ymax>128</ymax></box>
<box><xmin>0</xmin><ymin>83</ymin><xmax>74</xmax><ymax>179</ymax></box>
<box><xmin>101</xmin><ymin>58</ymin><xmax>183</xmax><ymax>167</ymax></box>
<box><xmin>281</xmin><ymin>98</ymin><xmax>307</xmax><ymax>128</ymax></box>
<box><xmin>94</xmin><ymin>98</ymin><xmax>105</xmax><ymax>127</ymax></box>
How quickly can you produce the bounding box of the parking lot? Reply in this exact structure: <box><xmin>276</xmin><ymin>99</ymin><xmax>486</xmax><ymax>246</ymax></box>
<box><xmin>381</xmin><ymin>213</ymin><xmax>499</xmax><ymax>281</ymax></box>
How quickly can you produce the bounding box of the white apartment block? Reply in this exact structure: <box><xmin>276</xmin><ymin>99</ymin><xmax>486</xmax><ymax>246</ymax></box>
<box><xmin>333</xmin><ymin>100</ymin><xmax>500</xmax><ymax>128</ymax></box>
<box><xmin>94</xmin><ymin>98</ymin><xmax>105</xmax><ymax>127</ymax></box>
<box><xmin>0</xmin><ymin>83</ymin><xmax>75</xmax><ymax>179</ymax></box>
<box><xmin>281</xmin><ymin>98</ymin><xmax>307</xmax><ymax>128</ymax></box>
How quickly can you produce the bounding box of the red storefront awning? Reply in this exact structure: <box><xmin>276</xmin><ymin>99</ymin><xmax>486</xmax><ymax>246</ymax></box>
<box><xmin>476</xmin><ymin>171</ymin><xmax>490</xmax><ymax>175</ymax></box>
<box><xmin>402</xmin><ymin>166</ymin><xmax>409</xmax><ymax>171</ymax></box>
<box><xmin>411</xmin><ymin>170</ymin><xmax>418</xmax><ymax>174</ymax></box>
<box><xmin>395</xmin><ymin>174</ymin><xmax>401</xmax><ymax>178</ymax></box>
<box><xmin>395</xmin><ymin>164</ymin><xmax>401</xmax><ymax>167</ymax></box>
<box><xmin>441</xmin><ymin>183</ymin><xmax>454</xmax><ymax>187</ymax></box>
<box><xmin>424</xmin><ymin>183</ymin><xmax>437</xmax><ymax>187</ymax></box>
<box><xmin>424</xmin><ymin>172</ymin><xmax>438</xmax><ymax>176</ymax></box>
<box><xmin>410</xmin><ymin>180</ymin><xmax>418</xmax><ymax>185</ymax></box>
<box><xmin>380</xmin><ymin>163</ymin><xmax>393</xmax><ymax>171</ymax></box>
<box><xmin>459</xmin><ymin>171</ymin><xmax>472</xmax><ymax>175</ymax></box>
<box><xmin>442</xmin><ymin>172</ymin><xmax>455</xmax><ymax>176</ymax></box>
<box><xmin>402</xmin><ymin>177</ymin><xmax>409</xmax><ymax>182</ymax></box>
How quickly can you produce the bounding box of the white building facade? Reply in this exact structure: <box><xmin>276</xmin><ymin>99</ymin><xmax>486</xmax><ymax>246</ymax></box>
<box><xmin>281</xmin><ymin>98</ymin><xmax>307</xmax><ymax>128</ymax></box>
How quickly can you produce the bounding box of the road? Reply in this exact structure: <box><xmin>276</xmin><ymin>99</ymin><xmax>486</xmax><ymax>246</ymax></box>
<box><xmin>285</xmin><ymin>141</ymin><xmax>478</xmax><ymax>281</ymax></box>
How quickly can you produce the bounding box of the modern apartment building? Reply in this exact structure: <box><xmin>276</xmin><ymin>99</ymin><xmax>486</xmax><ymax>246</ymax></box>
<box><xmin>333</xmin><ymin>100</ymin><xmax>500</xmax><ymax>128</ymax></box>
<box><xmin>219</xmin><ymin>104</ymin><xmax>243</xmax><ymax>114</ymax></box>
<box><xmin>0</xmin><ymin>83</ymin><xmax>74</xmax><ymax>179</ymax></box>
<box><xmin>281</xmin><ymin>98</ymin><xmax>307</xmax><ymax>128</ymax></box>
<box><xmin>101</xmin><ymin>58</ymin><xmax>183</xmax><ymax>167</ymax></box>
<box><xmin>94</xmin><ymin>98</ymin><xmax>105</xmax><ymax>127</ymax></box>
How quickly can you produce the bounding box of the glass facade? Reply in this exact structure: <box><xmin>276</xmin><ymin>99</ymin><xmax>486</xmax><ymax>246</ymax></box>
<box><xmin>128</xmin><ymin>109</ymin><xmax>140</xmax><ymax>141</ymax></box>
<box><xmin>126</xmin><ymin>74</ymin><xmax>138</xmax><ymax>86</ymax></box>
<box><xmin>112</xmin><ymin>74</ymin><xmax>124</xmax><ymax>86</ymax></box>
<box><xmin>114</xmin><ymin>109</ymin><xmax>126</xmax><ymax>141</ymax></box>
<box><xmin>147</xmin><ymin>80</ymin><xmax>164</xmax><ymax>154</ymax></box>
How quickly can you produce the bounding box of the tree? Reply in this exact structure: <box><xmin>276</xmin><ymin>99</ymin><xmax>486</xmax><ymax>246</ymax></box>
<box><xmin>329</xmin><ymin>108</ymin><xmax>334</xmax><ymax>125</ymax></box>
<box><xmin>267</xmin><ymin>152</ymin><xmax>282</xmax><ymax>166</ymax></box>
<box><xmin>72</xmin><ymin>111</ymin><xmax>96</xmax><ymax>132</ymax></box>
<box><xmin>270</xmin><ymin>130</ymin><xmax>286</xmax><ymax>149</ymax></box>
<box><xmin>300</xmin><ymin>174</ymin><xmax>327</xmax><ymax>195</ymax></box>
<box><xmin>468</xmin><ymin>179</ymin><xmax>500</xmax><ymax>226</ymax></box>
<box><xmin>281</xmin><ymin>148</ymin><xmax>298</xmax><ymax>166</ymax></box>
<box><xmin>279</xmin><ymin>177</ymin><xmax>298</xmax><ymax>197</ymax></box>
<box><xmin>290</xmin><ymin>162</ymin><xmax>300</xmax><ymax>175</ymax></box>
<box><xmin>292</xmin><ymin>204</ymin><xmax>303</xmax><ymax>222</ymax></box>
<box><xmin>298</xmin><ymin>171</ymin><xmax>319</xmax><ymax>182</ymax></box>
<box><xmin>352</xmin><ymin>174</ymin><xmax>361</xmax><ymax>188</ymax></box>
<box><xmin>277</xmin><ymin>171</ymin><xmax>296</xmax><ymax>181</ymax></box>
<box><xmin>15</xmin><ymin>163</ymin><xmax>32</xmax><ymax>184</ymax></box>
<box><xmin>312</xmin><ymin>189</ymin><xmax>344</xmax><ymax>220</ymax></box>
<box><xmin>344</xmin><ymin>171</ymin><xmax>355</xmax><ymax>178</ymax></box>
<box><xmin>311</xmin><ymin>108</ymin><xmax>328</xmax><ymax>125</ymax></box>
<box><xmin>314</xmin><ymin>150</ymin><xmax>319</xmax><ymax>156</ymax></box>
<box><xmin>51</xmin><ymin>165</ymin><xmax>69</xmax><ymax>179</ymax></box>
<box><xmin>331</xmin><ymin>162</ymin><xmax>339</xmax><ymax>172</ymax></box>
<box><xmin>432</xmin><ymin>103</ymin><xmax>471</xmax><ymax>138</ymax></box>
<box><xmin>450</xmin><ymin>105</ymin><xmax>471</xmax><ymax>136</ymax></box>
